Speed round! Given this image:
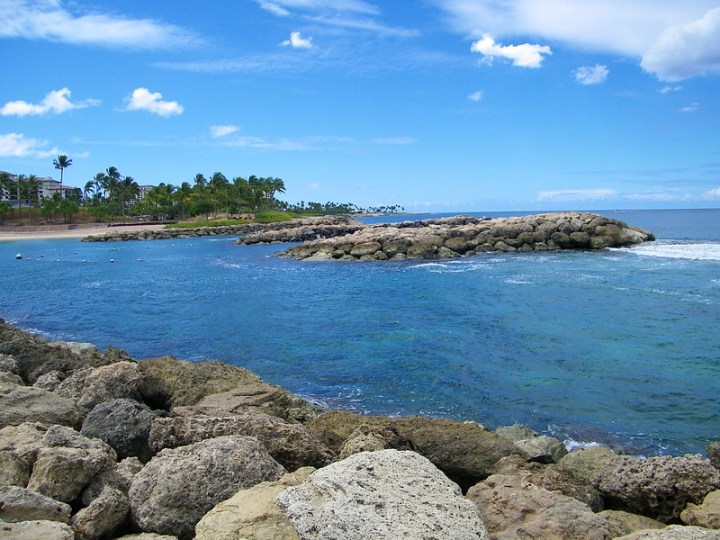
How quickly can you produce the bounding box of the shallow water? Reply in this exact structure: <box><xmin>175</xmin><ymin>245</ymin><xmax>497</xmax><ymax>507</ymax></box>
<box><xmin>1</xmin><ymin>209</ymin><xmax>719</xmax><ymax>455</ymax></box>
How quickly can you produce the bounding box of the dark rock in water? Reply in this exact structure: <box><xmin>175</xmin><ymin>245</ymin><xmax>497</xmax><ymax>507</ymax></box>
<box><xmin>128</xmin><ymin>435</ymin><xmax>286</xmax><ymax>540</ymax></box>
<box><xmin>81</xmin><ymin>398</ymin><xmax>160</xmax><ymax>462</ymax></box>
<box><xmin>281</xmin><ymin>212</ymin><xmax>655</xmax><ymax>261</ymax></box>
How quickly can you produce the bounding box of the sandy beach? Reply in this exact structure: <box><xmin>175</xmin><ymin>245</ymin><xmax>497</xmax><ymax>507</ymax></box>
<box><xmin>0</xmin><ymin>223</ymin><xmax>167</xmax><ymax>242</ymax></box>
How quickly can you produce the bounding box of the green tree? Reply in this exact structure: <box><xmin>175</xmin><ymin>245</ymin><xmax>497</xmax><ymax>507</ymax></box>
<box><xmin>0</xmin><ymin>201</ymin><xmax>11</xmax><ymax>224</ymax></box>
<box><xmin>41</xmin><ymin>196</ymin><xmax>59</xmax><ymax>223</ymax></box>
<box><xmin>53</xmin><ymin>154</ymin><xmax>72</xmax><ymax>195</ymax></box>
<box><xmin>58</xmin><ymin>198</ymin><xmax>79</xmax><ymax>223</ymax></box>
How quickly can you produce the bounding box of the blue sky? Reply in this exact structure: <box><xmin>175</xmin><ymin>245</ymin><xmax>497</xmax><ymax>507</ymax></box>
<box><xmin>1</xmin><ymin>0</ymin><xmax>719</xmax><ymax>211</ymax></box>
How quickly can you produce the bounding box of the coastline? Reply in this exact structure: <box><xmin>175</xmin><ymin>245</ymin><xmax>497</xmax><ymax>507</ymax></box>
<box><xmin>0</xmin><ymin>223</ymin><xmax>167</xmax><ymax>242</ymax></box>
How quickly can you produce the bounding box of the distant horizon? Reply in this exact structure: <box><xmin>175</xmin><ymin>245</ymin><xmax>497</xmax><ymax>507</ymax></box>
<box><xmin>2</xmin><ymin>1</ymin><xmax>719</xmax><ymax>213</ymax></box>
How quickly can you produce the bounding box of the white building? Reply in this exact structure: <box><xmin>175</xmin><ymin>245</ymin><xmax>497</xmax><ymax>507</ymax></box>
<box><xmin>0</xmin><ymin>172</ymin><xmax>75</xmax><ymax>206</ymax></box>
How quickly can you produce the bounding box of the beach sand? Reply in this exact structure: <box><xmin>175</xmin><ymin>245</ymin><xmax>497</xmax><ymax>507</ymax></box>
<box><xmin>0</xmin><ymin>223</ymin><xmax>167</xmax><ymax>242</ymax></box>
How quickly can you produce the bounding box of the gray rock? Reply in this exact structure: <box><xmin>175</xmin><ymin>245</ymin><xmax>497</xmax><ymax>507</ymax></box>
<box><xmin>556</xmin><ymin>445</ymin><xmax>621</xmax><ymax>486</ymax></box>
<box><xmin>0</xmin><ymin>451</ymin><xmax>30</xmax><ymax>486</ymax></box>
<box><xmin>0</xmin><ymin>385</ymin><xmax>83</xmax><ymax>429</ymax></box>
<box><xmin>0</xmin><ymin>354</ymin><xmax>19</xmax><ymax>374</ymax></box>
<box><xmin>81</xmin><ymin>398</ymin><xmax>158</xmax><ymax>461</ymax></box>
<box><xmin>681</xmin><ymin>489</ymin><xmax>720</xmax><ymax>529</ymax></box>
<box><xmin>614</xmin><ymin>525</ymin><xmax>720</xmax><ymax>539</ymax></box>
<box><xmin>277</xmin><ymin>449</ymin><xmax>488</xmax><ymax>540</ymax></box>
<box><xmin>27</xmin><ymin>426</ymin><xmax>117</xmax><ymax>503</ymax></box>
<box><xmin>598</xmin><ymin>510</ymin><xmax>667</xmax><ymax>538</ymax></box>
<box><xmin>495</xmin><ymin>424</ymin><xmax>540</xmax><ymax>442</ymax></box>
<box><xmin>708</xmin><ymin>441</ymin><xmax>720</xmax><ymax>471</ymax></box>
<box><xmin>598</xmin><ymin>454</ymin><xmax>720</xmax><ymax>522</ymax></box>
<box><xmin>32</xmin><ymin>370</ymin><xmax>64</xmax><ymax>391</ymax></box>
<box><xmin>114</xmin><ymin>535</ymin><xmax>178</xmax><ymax>540</ymax></box>
<box><xmin>149</xmin><ymin>414</ymin><xmax>333</xmax><ymax>471</ymax></box>
<box><xmin>514</xmin><ymin>435</ymin><xmax>568</xmax><ymax>464</ymax></box>
<box><xmin>195</xmin><ymin>467</ymin><xmax>313</xmax><ymax>540</ymax></box>
<box><xmin>0</xmin><ymin>485</ymin><xmax>71</xmax><ymax>523</ymax></box>
<box><xmin>467</xmin><ymin>473</ymin><xmax>612</xmax><ymax>539</ymax></box>
<box><xmin>60</xmin><ymin>361</ymin><xmax>143</xmax><ymax>412</ymax></box>
<box><xmin>0</xmin><ymin>422</ymin><xmax>48</xmax><ymax>467</ymax></box>
<box><xmin>129</xmin><ymin>435</ymin><xmax>285</xmax><ymax>540</ymax></box>
<box><xmin>0</xmin><ymin>370</ymin><xmax>23</xmax><ymax>386</ymax></box>
<box><xmin>72</xmin><ymin>480</ymin><xmax>129</xmax><ymax>540</ymax></box>
<box><xmin>116</xmin><ymin>457</ymin><xmax>144</xmax><ymax>491</ymax></box>
<box><xmin>0</xmin><ymin>519</ymin><xmax>75</xmax><ymax>539</ymax></box>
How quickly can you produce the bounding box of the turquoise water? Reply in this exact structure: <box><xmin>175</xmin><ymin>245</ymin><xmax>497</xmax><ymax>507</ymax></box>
<box><xmin>1</xmin><ymin>209</ymin><xmax>719</xmax><ymax>455</ymax></box>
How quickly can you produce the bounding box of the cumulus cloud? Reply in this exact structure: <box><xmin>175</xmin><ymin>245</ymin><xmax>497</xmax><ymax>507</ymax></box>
<box><xmin>0</xmin><ymin>132</ymin><xmax>60</xmax><ymax>158</ymax></box>
<box><xmin>281</xmin><ymin>31</ymin><xmax>313</xmax><ymax>48</ymax></box>
<box><xmin>574</xmin><ymin>64</ymin><xmax>609</xmax><ymax>85</ymax></box>
<box><xmin>468</xmin><ymin>90</ymin><xmax>484</xmax><ymax>101</ymax></box>
<box><xmin>125</xmin><ymin>88</ymin><xmax>184</xmax><ymax>117</ymax></box>
<box><xmin>537</xmin><ymin>188</ymin><xmax>617</xmax><ymax>202</ymax></box>
<box><xmin>0</xmin><ymin>88</ymin><xmax>100</xmax><ymax>116</ymax></box>
<box><xmin>641</xmin><ymin>7</ymin><xmax>720</xmax><ymax>81</ymax></box>
<box><xmin>471</xmin><ymin>34</ymin><xmax>551</xmax><ymax>68</ymax></box>
<box><xmin>0</xmin><ymin>0</ymin><xmax>200</xmax><ymax>48</ymax></box>
<box><xmin>435</xmin><ymin>1</ymin><xmax>720</xmax><ymax>81</ymax></box>
<box><xmin>705</xmin><ymin>187</ymin><xmax>720</xmax><ymax>198</ymax></box>
<box><xmin>210</xmin><ymin>125</ymin><xmax>240</xmax><ymax>138</ymax></box>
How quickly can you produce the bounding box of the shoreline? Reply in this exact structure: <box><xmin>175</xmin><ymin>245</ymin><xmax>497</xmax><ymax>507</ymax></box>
<box><xmin>0</xmin><ymin>223</ymin><xmax>167</xmax><ymax>242</ymax></box>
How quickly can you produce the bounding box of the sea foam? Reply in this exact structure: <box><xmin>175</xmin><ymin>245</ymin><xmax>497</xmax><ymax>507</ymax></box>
<box><xmin>624</xmin><ymin>241</ymin><xmax>720</xmax><ymax>262</ymax></box>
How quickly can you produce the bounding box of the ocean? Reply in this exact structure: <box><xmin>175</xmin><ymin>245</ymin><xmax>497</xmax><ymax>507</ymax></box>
<box><xmin>1</xmin><ymin>209</ymin><xmax>719</xmax><ymax>456</ymax></box>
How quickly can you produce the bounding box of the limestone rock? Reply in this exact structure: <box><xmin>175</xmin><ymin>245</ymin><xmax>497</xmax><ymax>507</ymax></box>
<box><xmin>0</xmin><ymin>519</ymin><xmax>75</xmax><ymax>539</ymax></box>
<box><xmin>514</xmin><ymin>435</ymin><xmax>568</xmax><ymax>464</ymax></box>
<box><xmin>72</xmin><ymin>481</ymin><xmax>129</xmax><ymax>540</ymax></box>
<box><xmin>57</xmin><ymin>361</ymin><xmax>142</xmax><ymax>412</ymax></box>
<box><xmin>467</xmin><ymin>473</ymin><xmax>612</xmax><ymax>539</ymax></box>
<box><xmin>598</xmin><ymin>454</ymin><xmax>720</xmax><ymax>522</ymax></box>
<box><xmin>149</xmin><ymin>414</ymin><xmax>333</xmax><ymax>471</ymax></box>
<box><xmin>129</xmin><ymin>435</ymin><xmax>285</xmax><ymax>540</ymax></box>
<box><xmin>0</xmin><ymin>450</ymin><xmax>29</xmax><ymax>487</ymax></box>
<box><xmin>338</xmin><ymin>423</ymin><xmax>411</xmax><ymax>459</ymax></box>
<box><xmin>614</xmin><ymin>525</ymin><xmax>720</xmax><ymax>539</ymax></box>
<box><xmin>0</xmin><ymin>353</ymin><xmax>19</xmax><ymax>374</ymax></box>
<box><xmin>708</xmin><ymin>441</ymin><xmax>720</xmax><ymax>471</ymax></box>
<box><xmin>0</xmin><ymin>385</ymin><xmax>83</xmax><ymax>429</ymax></box>
<box><xmin>81</xmin><ymin>398</ymin><xmax>158</xmax><ymax>461</ymax></box>
<box><xmin>195</xmin><ymin>467</ymin><xmax>313</xmax><ymax>540</ymax></box>
<box><xmin>0</xmin><ymin>422</ymin><xmax>48</xmax><ymax>467</ymax></box>
<box><xmin>32</xmin><ymin>370</ymin><xmax>64</xmax><ymax>391</ymax></box>
<box><xmin>278</xmin><ymin>449</ymin><xmax>488</xmax><ymax>539</ymax></box>
<box><xmin>114</xmin><ymin>535</ymin><xmax>178</xmax><ymax>540</ymax></box>
<box><xmin>0</xmin><ymin>485</ymin><xmax>71</xmax><ymax>523</ymax></box>
<box><xmin>556</xmin><ymin>445</ymin><xmax>621</xmax><ymax>486</ymax></box>
<box><xmin>0</xmin><ymin>370</ymin><xmax>23</xmax><ymax>386</ymax></box>
<box><xmin>116</xmin><ymin>457</ymin><xmax>144</xmax><ymax>491</ymax></box>
<box><xmin>308</xmin><ymin>412</ymin><xmax>519</xmax><ymax>491</ymax></box>
<box><xmin>495</xmin><ymin>424</ymin><xmax>540</xmax><ymax>442</ymax></box>
<box><xmin>599</xmin><ymin>510</ymin><xmax>667</xmax><ymax>538</ymax></box>
<box><xmin>176</xmin><ymin>381</ymin><xmax>322</xmax><ymax>423</ymax></box>
<box><xmin>27</xmin><ymin>426</ymin><xmax>117</xmax><ymax>503</ymax></box>
<box><xmin>681</xmin><ymin>490</ymin><xmax>720</xmax><ymax>529</ymax></box>
<box><xmin>137</xmin><ymin>356</ymin><xmax>262</xmax><ymax>409</ymax></box>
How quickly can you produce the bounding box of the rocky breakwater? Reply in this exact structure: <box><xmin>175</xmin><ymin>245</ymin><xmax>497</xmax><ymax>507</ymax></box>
<box><xmin>3</xmin><ymin>320</ymin><xmax>720</xmax><ymax>539</ymax></box>
<box><xmin>282</xmin><ymin>212</ymin><xmax>655</xmax><ymax>261</ymax></box>
<box><xmin>81</xmin><ymin>215</ymin><xmax>363</xmax><ymax>243</ymax></box>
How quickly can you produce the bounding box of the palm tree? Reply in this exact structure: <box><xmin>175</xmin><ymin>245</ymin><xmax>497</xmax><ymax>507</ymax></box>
<box><xmin>120</xmin><ymin>176</ymin><xmax>140</xmax><ymax>215</ymax></box>
<box><xmin>53</xmin><ymin>155</ymin><xmax>72</xmax><ymax>197</ymax></box>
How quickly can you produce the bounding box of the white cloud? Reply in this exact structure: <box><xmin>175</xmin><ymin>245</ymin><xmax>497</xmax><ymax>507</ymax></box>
<box><xmin>371</xmin><ymin>137</ymin><xmax>416</xmax><ymax>145</ymax></box>
<box><xmin>680</xmin><ymin>102</ymin><xmax>700</xmax><ymax>112</ymax></box>
<box><xmin>0</xmin><ymin>133</ymin><xmax>60</xmax><ymax>158</ymax></box>
<box><xmin>125</xmin><ymin>88</ymin><xmax>184</xmax><ymax>117</ymax></box>
<box><xmin>308</xmin><ymin>182</ymin><xmax>321</xmax><ymax>189</ymax></box>
<box><xmin>210</xmin><ymin>125</ymin><xmax>240</xmax><ymax>138</ymax></box>
<box><xmin>281</xmin><ymin>31</ymin><xmax>313</xmax><ymax>48</ymax></box>
<box><xmin>0</xmin><ymin>0</ymin><xmax>200</xmax><ymax>48</ymax></box>
<box><xmin>435</xmin><ymin>1</ymin><xmax>720</xmax><ymax>80</ymax></box>
<box><xmin>641</xmin><ymin>7</ymin><xmax>720</xmax><ymax>81</ymax></box>
<box><xmin>537</xmin><ymin>188</ymin><xmax>617</xmax><ymax>202</ymax></box>
<box><xmin>658</xmin><ymin>85</ymin><xmax>683</xmax><ymax>93</ymax></box>
<box><xmin>468</xmin><ymin>90</ymin><xmax>484</xmax><ymax>101</ymax></box>
<box><xmin>258</xmin><ymin>0</ymin><xmax>380</xmax><ymax>16</ymax></box>
<box><xmin>574</xmin><ymin>64</ymin><xmax>609</xmax><ymax>85</ymax></box>
<box><xmin>471</xmin><ymin>34</ymin><xmax>551</xmax><ymax>68</ymax></box>
<box><xmin>258</xmin><ymin>1</ymin><xmax>290</xmax><ymax>16</ymax></box>
<box><xmin>705</xmin><ymin>188</ymin><xmax>720</xmax><ymax>198</ymax></box>
<box><xmin>1</xmin><ymin>88</ymin><xmax>100</xmax><ymax>117</ymax></box>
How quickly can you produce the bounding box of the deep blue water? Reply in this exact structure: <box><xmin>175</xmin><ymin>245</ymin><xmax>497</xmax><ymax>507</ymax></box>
<box><xmin>1</xmin><ymin>209</ymin><xmax>719</xmax><ymax>456</ymax></box>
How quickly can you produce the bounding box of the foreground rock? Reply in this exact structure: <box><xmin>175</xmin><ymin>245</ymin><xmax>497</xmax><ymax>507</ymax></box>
<box><xmin>129</xmin><ymin>435</ymin><xmax>286</xmax><ymax>539</ymax></box>
<box><xmin>283</xmin><ymin>212</ymin><xmax>655</xmax><ymax>261</ymax></box>
<box><xmin>277</xmin><ymin>449</ymin><xmax>489</xmax><ymax>539</ymax></box>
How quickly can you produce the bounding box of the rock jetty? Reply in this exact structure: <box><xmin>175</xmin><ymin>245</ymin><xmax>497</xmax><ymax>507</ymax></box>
<box><xmin>282</xmin><ymin>212</ymin><xmax>655</xmax><ymax>261</ymax></box>
<box><xmin>2</xmin><ymin>319</ymin><xmax>719</xmax><ymax>539</ymax></box>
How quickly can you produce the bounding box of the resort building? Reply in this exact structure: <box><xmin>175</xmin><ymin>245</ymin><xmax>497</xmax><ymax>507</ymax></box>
<box><xmin>0</xmin><ymin>172</ymin><xmax>75</xmax><ymax>206</ymax></box>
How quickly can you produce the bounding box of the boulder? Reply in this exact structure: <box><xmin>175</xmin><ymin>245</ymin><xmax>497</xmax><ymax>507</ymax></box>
<box><xmin>149</xmin><ymin>414</ymin><xmax>333</xmax><ymax>471</ymax></box>
<box><xmin>81</xmin><ymin>398</ymin><xmax>159</xmax><ymax>461</ymax></box>
<box><xmin>0</xmin><ymin>385</ymin><xmax>83</xmax><ymax>429</ymax></box>
<box><xmin>0</xmin><ymin>370</ymin><xmax>23</xmax><ymax>386</ymax></box>
<box><xmin>114</xmin><ymin>535</ymin><xmax>178</xmax><ymax>540</ymax></box>
<box><xmin>708</xmin><ymin>441</ymin><xmax>720</xmax><ymax>471</ymax></box>
<box><xmin>0</xmin><ymin>422</ymin><xmax>48</xmax><ymax>468</ymax></box>
<box><xmin>129</xmin><ymin>435</ymin><xmax>285</xmax><ymax>540</ymax></box>
<box><xmin>598</xmin><ymin>510</ymin><xmax>667</xmax><ymax>538</ymax></box>
<box><xmin>0</xmin><ymin>519</ymin><xmax>75</xmax><ymax>539</ymax></box>
<box><xmin>338</xmin><ymin>423</ymin><xmax>412</xmax><ymax>459</ymax></box>
<box><xmin>57</xmin><ymin>361</ymin><xmax>142</xmax><ymax>411</ymax></box>
<box><xmin>681</xmin><ymin>490</ymin><xmax>720</xmax><ymax>529</ymax></box>
<box><xmin>195</xmin><ymin>467</ymin><xmax>313</xmax><ymax>540</ymax></box>
<box><xmin>32</xmin><ymin>370</ymin><xmax>64</xmax><ymax>391</ymax></box>
<box><xmin>614</xmin><ymin>525</ymin><xmax>720</xmax><ymax>539</ymax></box>
<box><xmin>0</xmin><ymin>485</ymin><xmax>71</xmax><ymax>523</ymax></box>
<box><xmin>136</xmin><ymin>356</ymin><xmax>263</xmax><ymax>409</ymax></box>
<box><xmin>0</xmin><ymin>353</ymin><xmax>19</xmax><ymax>374</ymax></box>
<box><xmin>72</xmin><ymin>479</ymin><xmax>129</xmax><ymax>540</ymax></box>
<box><xmin>598</xmin><ymin>455</ymin><xmax>720</xmax><ymax>522</ymax></box>
<box><xmin>0</xmin><ymin>451</ymin><xmax>29</xmax><ymax>486</ymax></box>
<box><xmin>277</xmin><ymin>449</ymin><xmax>489</xmax><ymax>540</ymax></box>
<box><xmin>467</xmin><ymin>473</ymin><xmax>612</xmax><ymax>539</ymax></box>
<box><xmin>27</xmin><ymin>426</ymin><xmax>117</xmax><ymax>503</ymax></box>
<box><xmin>308</xmin><ymin>412</ymin><xmax>519</xmax><ymax>491</ymax></box>
<box><xmin>514</xmin><ymin>435</ymin><xmax>568</xmax><ymax>464</ymax></box>
<box><xmin>175</xmin><ymin>381</ymin><xmax>322</xmax><ymax>423</ymax></box>
<box><xmin>116</xmin><ymin>457</ymin><xmax>144</xmax><ymax>491</ymax></box>
<box><xmin>556</xmin><ymin>445</ymin><xmax>622</xmax><ymax>486</ymax></box>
